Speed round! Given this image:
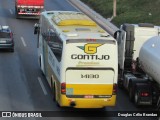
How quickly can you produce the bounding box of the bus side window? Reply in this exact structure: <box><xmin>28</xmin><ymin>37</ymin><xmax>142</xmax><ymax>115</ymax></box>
<box><xmin>42</xmin><ymin>30</ymin><xmax>48</xmax><ymax>41</ymax></box>
<box><xmin>48</xmin><ymin>32</ymin><xmax>63</xmax><ymax>62</ymax></box>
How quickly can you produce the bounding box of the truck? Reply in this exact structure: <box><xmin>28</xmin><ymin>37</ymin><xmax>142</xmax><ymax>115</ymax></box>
<box><xmin>117</xmin><ymin>23</ymin><xmax>160</xmax><ymax>106</ymax></box>
<box><xmin>15</xmin><ymin>0</ymin><xmax>44</xmax><ymax>19</ymax></box>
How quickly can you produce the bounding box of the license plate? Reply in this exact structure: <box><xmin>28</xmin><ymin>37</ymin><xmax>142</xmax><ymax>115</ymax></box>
<box><xmin>84</xmin><ymin>95</ymin><xmax>94</xmax><ymax>98</ymax></box>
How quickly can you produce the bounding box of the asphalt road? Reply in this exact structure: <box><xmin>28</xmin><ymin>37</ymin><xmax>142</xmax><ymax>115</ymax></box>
<box><xmin>0</xmin><ymin>0</ymin><xmax>157</xmax><ymax>120</ymax></box>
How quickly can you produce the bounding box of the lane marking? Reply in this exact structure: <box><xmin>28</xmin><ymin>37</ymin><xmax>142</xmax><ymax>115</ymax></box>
<box><xmin>21</xmin><ymin>37</ymin><xmax>27</xmax><ymax>47</ymax></box>
<box><xmin>9</xmin><ymin>9</ymin><xmax>13</xmax><ymax>14</ymax></box>
<box><xmin>38</xmin><ymin>77</ymin><xmax>48</xmax><ymax>95</ymax></box>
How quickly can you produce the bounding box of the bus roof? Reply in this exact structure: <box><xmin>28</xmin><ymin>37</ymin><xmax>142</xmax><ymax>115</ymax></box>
<box><xmin>52</xmin><ymin>11</ymin><xmax>97</xmax><ymax>26</ymax></box>
<box><xmin>42</xmin><ymin>11</ymin><xmax>115</xmax><ymax>41</ymax></box>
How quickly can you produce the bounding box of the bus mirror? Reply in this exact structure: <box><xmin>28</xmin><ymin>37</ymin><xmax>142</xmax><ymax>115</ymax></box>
<box><xmin>34</xmin><ymin>23</ymin><xmax>40</xmax><ymax>34</ymax></box>
<box><xmin>114</xmin><ymin>30</ymin><xmax>120</xmax><ymax>44</ymax></box>
<box><xmin>116</xmin><ymin>30</ymin><xmax>125</xmax><ymax>45</ymax></box>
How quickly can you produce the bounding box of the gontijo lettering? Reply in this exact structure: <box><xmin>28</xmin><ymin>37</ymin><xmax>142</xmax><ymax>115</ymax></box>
<box><xmin>72</xmin><ymin>43</ymin><xmax>110</xmax><ymax>60</ymax></box>
<box><xmin>71</xmin><ymin>54</ymin><xmax>110</xmax><ymax>60</ymax></box>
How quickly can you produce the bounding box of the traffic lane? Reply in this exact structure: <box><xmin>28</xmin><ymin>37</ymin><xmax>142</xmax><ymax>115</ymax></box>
<box><xmin>3</xmin><ymin>0</ymin><xmax>56</xmax><ymax>111</ymax></box>
<box><xmin>0</xmin><ymin>1</ymin><xmax>55</xmax><ymax>111</ymax></box>
<box><xmin>0</xmin><ymin>1</ymin><xmax>36</xmax><ymax>111</ymax></box>
<box><xmin>2</xmin><ymin>0</ymin><xmax>67</xmax><ymax>112</ymax></box>
<box><xmin>45</xmin><ymin>0</ymin><xmax>78</xmax><ymax>11</ymax></box>
<box><xmin>5</xmin><ymin>18</ymin><xmax>57</xmax><ymax>110</ymax></box>
<box><xmin>2</xmin><ymin>0</ymin><xmax>78</xmax><ymax>111</ymax></box>
<box><xmin>0</xmin><ymin>51</ymin><xmax>35</xmax><ymax>111</ymax></box>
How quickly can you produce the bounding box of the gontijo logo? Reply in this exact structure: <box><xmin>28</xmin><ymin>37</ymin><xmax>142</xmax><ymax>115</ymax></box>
<box><xmin>78</xmin><ymin>43</ymin><xmax>102</xmax><ymax>54</ymax></box>
<box><xmin>71</xmin><ymin>43</ymin><xmax>110</xmax><ymax>60</ymax></box>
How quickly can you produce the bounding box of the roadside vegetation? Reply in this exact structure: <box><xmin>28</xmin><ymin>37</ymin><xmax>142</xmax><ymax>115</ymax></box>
<box><xmin>81</xmin><ymin>0</ymin><xmax>160</xmax><ymax>27</ymax></box>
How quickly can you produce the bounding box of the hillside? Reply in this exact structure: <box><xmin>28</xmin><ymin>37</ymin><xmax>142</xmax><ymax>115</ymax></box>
<box><xmin>81</xmin><ymin>0</ymin><xmax>160</xmax><ymax>27</ymax></box>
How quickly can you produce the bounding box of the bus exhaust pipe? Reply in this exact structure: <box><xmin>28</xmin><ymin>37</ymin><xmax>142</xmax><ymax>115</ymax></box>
<box><xmin>70</xmin><ymin>101</ymin><xmax>76</xmax><ymax>107</ymax></box>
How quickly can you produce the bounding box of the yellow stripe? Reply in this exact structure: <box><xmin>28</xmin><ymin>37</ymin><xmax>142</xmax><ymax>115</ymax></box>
<box><xmin>56</xmin><ymin>20</ymin><xmax>97</xmax><ymax>26</ymax></box>
<box><xmin>66</xmin><ymin>84</ymin><xmax>113</xmax><ymax>95</ymax></box>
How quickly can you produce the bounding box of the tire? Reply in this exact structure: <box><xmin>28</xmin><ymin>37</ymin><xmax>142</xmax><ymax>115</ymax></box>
<box><xmin>51</xmin><ymin>81</ymin><xmax>56</xmax><ymax>101</ymax></box>
<box><xmin>39</xmin><ymin>56</ymin><xmax>45</xmax><ymax>76</ymax></box>
<box><xmin>134</xmin><ymin>90</ymin><xmax>140</xmax><ymax>107</ymax></box>
<box><xmin>129</xmin><ymin>87</ymin><xmax>134</xmax><ymax>102</ymax></box>
<box><xmin>39</xmin><ymin>57</ymin><xmax>41</xmax><ymax>68</ymax></box>
<box><xmin>54</xmin><ymin>84</ymin><xmax>60</xmax><ymax>107</ymax></box>
<box><xmin>15</xmin><ymin>7</ymin><xmax>19</xmax><ymax>19</ymax></box>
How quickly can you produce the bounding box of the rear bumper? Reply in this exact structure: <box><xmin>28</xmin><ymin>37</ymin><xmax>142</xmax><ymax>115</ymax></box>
<box><xmin>17</xmin><ymin>14</ymin><xmax>40</xmax><ymax>19</ymax></box>
<box><xmin>59</xmin><ymin>95</ymin><xmax>116</xmax><ymax>108</ymax></box>
<box><xmin>15</xmin><ymin>7</ymin><xmax>43</xmax><ymax>19</ymax></box>
<box><xmin>0</xmin><ymin>43</ymin><xmax>14</xmax><ymax>49</ymax></box>
<box><xmin>138</xmin><ymin>97</ymin><xmax>152</xmax><ymax>105</ymax></box>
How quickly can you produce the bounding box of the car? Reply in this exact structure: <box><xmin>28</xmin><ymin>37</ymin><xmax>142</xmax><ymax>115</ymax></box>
<box><xmin>0</xmin><ymin>25</ymin><xmax>14</xmax><ymax>52</ymax></box>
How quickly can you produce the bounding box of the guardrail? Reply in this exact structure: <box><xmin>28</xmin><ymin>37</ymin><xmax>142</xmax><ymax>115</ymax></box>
<box><xmin>67</xmin><ymin>0</ymin><xmax>119</xmax><ymax>38</ymax></box>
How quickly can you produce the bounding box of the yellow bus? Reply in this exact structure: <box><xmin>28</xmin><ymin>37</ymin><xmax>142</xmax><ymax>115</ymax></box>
<box><xmin>34</xmin><ymin>11</ymin><xmax>118</xmax><ymax>108</ymax></box>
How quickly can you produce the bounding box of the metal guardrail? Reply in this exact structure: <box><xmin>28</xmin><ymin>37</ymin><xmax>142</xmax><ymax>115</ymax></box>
<box><xmin>67</xmin><ymin>0</ymin><xmax>119</xmax><ymax>38</ymax></box>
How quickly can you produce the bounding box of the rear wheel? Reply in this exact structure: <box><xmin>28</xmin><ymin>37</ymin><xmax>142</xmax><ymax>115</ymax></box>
<box><xmin>39</xmin><ymin>56</ymin><xmax>45</xmax><ymax>76</ymax></box>
<box><xmin>15</xmin><ymin>7</ymin><xmax>19</xmax><ymax>19</ymax></box>
<box><xmin>39</xmin><ymin>57</ymin><xmax>41</xmax><ymax>68</ymax></box>
<box><xmin>51</xmin><ymin>81</ymin><xmax>60</xmax><ymax>107</ymax></box>
<box><xmin>51</xmin><ymin>79</ymin><xmax>56</xmax><ymax>101</ymax></box>
<box><xmin>51</xmin><ymin>80</ymin><xmax>56</xmax><ymax>101</ymax></box>
<box><xmin>129</xmin><ymin>87</ymin><xmax>134</xmax><ymax>102</ymax></box>
<box><xmin>134</xmin><ymin>90</ymin><xmax>140</xmax><ymax>107</ymax></box>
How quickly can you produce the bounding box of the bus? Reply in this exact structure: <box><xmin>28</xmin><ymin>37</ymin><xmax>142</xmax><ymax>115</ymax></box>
<box><xmin>34</xmin><ymin>11</ymin><xmax>118</xmax><ymax>108</ymax></box>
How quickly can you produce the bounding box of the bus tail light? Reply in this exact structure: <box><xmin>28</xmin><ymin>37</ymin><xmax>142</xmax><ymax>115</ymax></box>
<box><xmin>61</xmin><ymin>82</ymin><xmax>66</xmax><ymax>94</ymax></box>
<box><xmin>113</xmin><ymin>83</ymin><xmax>117</xmax><ymax>95</ymax></box>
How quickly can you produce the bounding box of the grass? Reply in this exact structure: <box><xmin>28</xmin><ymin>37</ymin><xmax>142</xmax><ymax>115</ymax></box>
<box><xmin>81</xmin><ymin>0</ymin><xmax>160</xmax><ymax>27</ymax></box>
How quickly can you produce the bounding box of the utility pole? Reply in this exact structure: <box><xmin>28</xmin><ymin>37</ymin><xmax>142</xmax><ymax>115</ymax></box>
<box><xmin>113</xmin><ymin>0</ymin><xmax>117</xmax><ymax>17</ymax></box>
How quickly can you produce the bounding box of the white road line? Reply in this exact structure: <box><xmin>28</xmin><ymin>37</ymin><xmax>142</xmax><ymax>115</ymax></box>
<box><xmin>9</xmin><ymin>9</ymin><xmax>13</xmax><ymax>14</ymax></box>
<box><xmin>38</xmin><ymin>77</ymin><xmax>48</xmax><ymax>95</ymax></box>
<box><xmin>21</xmin><ymin>37</ymin><xmax>27</xmax><ymax>47</ymax></box>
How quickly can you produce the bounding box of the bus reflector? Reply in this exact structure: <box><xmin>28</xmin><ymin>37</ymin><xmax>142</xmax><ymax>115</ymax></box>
<box><xmin>61</xmin><ymin>82</ymin><xmax>66</xmax><ymax>94</ymax></box>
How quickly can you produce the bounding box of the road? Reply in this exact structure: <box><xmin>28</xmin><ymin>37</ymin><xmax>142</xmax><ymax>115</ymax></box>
<box><xmin>0</xmin><ymin>0</ymin><xmax>157</xmax><ymax>120</ymax></box>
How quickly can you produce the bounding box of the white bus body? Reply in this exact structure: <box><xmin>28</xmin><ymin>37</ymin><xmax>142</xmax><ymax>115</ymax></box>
<box><xmin>35</xmin><ymin>11</ymin><xmax>118</xmax><ymax>108</ymax></box>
